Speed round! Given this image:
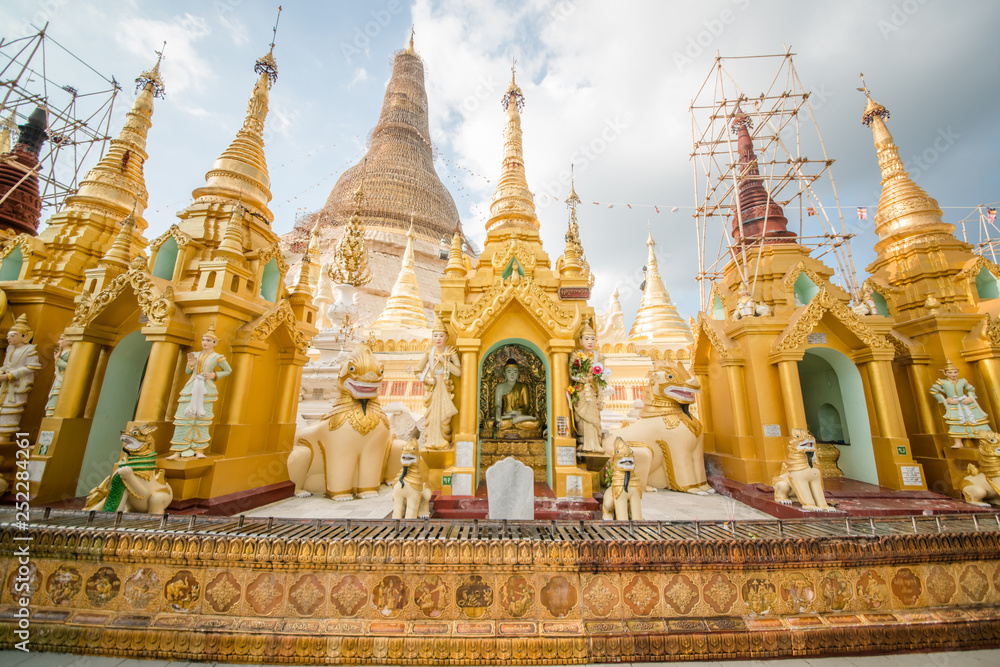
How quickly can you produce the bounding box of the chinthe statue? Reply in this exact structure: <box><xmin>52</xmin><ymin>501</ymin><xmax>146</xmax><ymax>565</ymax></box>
<box><xmin>44</xmin><ymin>333</ymin><xmax>71</xmax><ymax>417</ymax></box>
<box><xmin>602</xmin><ymin>437</ymin><xmax>642</xmax><ymax>521</ymax></box>
<box><xmin>960</xmin><ymin>431</ymin><xmax>1000</xmax><ymax>507</ymax></box>
<box><xmin>83</xmin><ymin>423</ymin><xmax>173</xmax><ymax>514</ymax></box>
<box><xmin>772</xmin><ymin>428</ymin><xmax>836</xmax><ymax>512</ymax></box>
<box><xmin>392</xmin><ymin>437</ymin><xmax>431</xmax><ymax>519</ymax></box>
<box><xmin>493</xmin><ymin>359</ymin><xmax>541</xmax><ymax>438</ymax></box>
<box><xmin>569</xmin><ymin>320</ymin><xmax>607</xmax><ymax>453</ymax></box>
<box><xmin>0</xmin><ymin>314</ymin><xmax>41</xmax><ymax>444</ymax></box>
<box><xmin>167</xmin><ymin>323</ymin><xmax>232</xmax><ymax>459</ymax></box>
<box><xmin>415</xmin><ymin>317</ymin><xmax>460</xmax><ymax>450</ymax></box>
<box><xmin>930</xmin><ymin>360</ymin><xmax>991</xmax><ymax>449</ymax></box>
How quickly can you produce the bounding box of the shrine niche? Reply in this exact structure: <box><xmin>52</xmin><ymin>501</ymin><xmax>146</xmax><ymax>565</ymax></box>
<box><xmin>479</xmin><ymin>343</ymin><xmax>547</xmax><ymax>440</ymax></box>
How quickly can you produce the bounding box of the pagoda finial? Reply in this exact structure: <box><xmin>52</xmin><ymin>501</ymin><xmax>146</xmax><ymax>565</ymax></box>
<box><xmin>215</xmin><ymin>199</ymin><xmax>247</xmax><ymax>259</ymax></box>
<box><xmin>254</xmin><ymin>5</ymin><xmax>282</xmax><ymax>87</ymax></box>
<box><xmin>487</xmin><ymin>60</ymin><xmax>536</xmax><ymax>232</ymax></box>
<box><xmin>858</xmin><ymin>73</ymin><xmax>889</xmax><ymax>127</ymax></box>
<box><xmin>859</xmin><ymin>75</ymin><xmax>948</xmax><ymax>246</ymax></box>
<box><xmin>406</xmin><ymin>25</ymin><xmax>415</xmax><ymax>53</ymax></box>
<box><xmin>100</xmin><ymin>203</ymin><xmax>138</xmax><ymax>269</ymax></box>
<box><xmin>135</xmin><ymin>42</ymin><xmax>167</xmax><ymax>98</ymax></box>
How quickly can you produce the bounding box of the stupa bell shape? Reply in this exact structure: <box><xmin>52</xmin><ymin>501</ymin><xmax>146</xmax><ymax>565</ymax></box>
<box><xmin>190</xmin><ymin>51</ymin><xmax>275</xmax><ymax>224</ymax></box>
<box><xmin>729</xmin><ymin>108</ymin><xmax>795</xmax><ymax>244</ymax></box>
<box><xmin>371</xmin><ymin>222</ymin><xmax>429</xmax><ymax>330</ymax></box>
<box><xmin>861</xmin><ymin>93</ymin><xmax>952</xmax><ymax>252</ymax></box>
<box><xmin>317</xmin><ymin>35</ymin><xmax>459</xmax><ymax>241</ymax></box>
<box><xmin>597</xmin><ymin>288</ymin><xmax>628</xmax><ymax>343</ymax></box>
<box><xmin>486</xmin><ymin>70</ymin><xmax>538</xmax><ymax>234</ymax></box>
<box><xmin>628</xmin><ymin>230</ymin><xmax>693</xmax><ymax>345</ymax></box>
<box><xmin>0</xmin><ymin>106</ymin><xmax>48</xmax><ymax>235</ymax></box>
<box><xmin>46</xmin><ymin>61</ymin><xmax>161</xmax><ymax>236</ymax></box>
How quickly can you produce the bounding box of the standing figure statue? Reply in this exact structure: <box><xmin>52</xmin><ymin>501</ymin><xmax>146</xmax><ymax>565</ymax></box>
<box><xmin>167</xmin><ymin>324</ymin><xmax>232</xmax><ymax>459</ymax></box>
<box><xmin>0</xmin><ymin>314</ymin><xmax>41</xmax><ymax>443</ymax></box>
<box><xmin>569</xmin><ymin>320</ymin><xmax>607</xmax><ymax>453</ymax></box>
<box><xmin>732</xmin><ymin>284</ymin><xmax>769</xmax><ymax>319</ymax></box>
<box><xmin>415</xmin><ymin>317</ymin><xmax>460</xmax><ymax>450</ymax></box>
<box><xmin>45</xmin><ymin>333</ymin><xmax>71</xmax><ymax>417</ymax></box>
<box><xmin>930</xmin><ymin>359</ymin><xmax>991</xmax><ymax>449</ymax></box>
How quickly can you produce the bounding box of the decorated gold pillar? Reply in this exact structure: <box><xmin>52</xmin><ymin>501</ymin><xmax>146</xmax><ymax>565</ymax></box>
<box><xmin>456</xmin><ymin>339</ymin><xmax>479</xmax><ymax>442</ymax></box>
<box><xmin>31</xmin><ymin>337</ymin><xmax>106</xmax><ymax>502</ymax></box>
<box><xmin>215</xmin><ymin>345</ymin><xmax>262</xmax><ymax>458</ymax></box>
<box><xmin>550</xmin><ymin>338</ymin><xmax>591</xmax><ymax>498</ymax></box>
<box><xmin>858</xmin><ymin>350</ymin><xmax>925</xmax><ymax>490</ymax></box>
<box><xmin>776</xmin><ymin>357</ymin><xmax>808</xmax><ymax>432</ymax></box>
<box><xmin>974</xmin><ymin>357</ymin><xmax>1000</xmax><ymax>432</ymax></box>
<box><xmin>83</xmin><ymin>346</ymin><xmax>111</xmax><ymax>420</ymax></box>
<box><xmin>133</xmin><ymin>340</ymin><xmax>181</xmax><ymax>422</ymax></box>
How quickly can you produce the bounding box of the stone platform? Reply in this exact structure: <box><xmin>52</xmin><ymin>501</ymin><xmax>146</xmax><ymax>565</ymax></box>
<box><xmin>714</xmin><ymin>476</ymin><xmax>1000</xmax><ymax>519</ymax></box>
<box><xmin>431</xmin><ymin>482</ymin><xmax>601</xmax><ymax>520</ymax></box>
<box><xmin>4</xmin><ymin>509</ymin><xmax>1000</xmax><ymax>663</ymax></box>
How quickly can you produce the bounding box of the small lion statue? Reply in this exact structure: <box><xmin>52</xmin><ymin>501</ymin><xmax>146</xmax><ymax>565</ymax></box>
<box><xmin>84</xmin><ymin>423</ymin><xmax>173</xmax><ymax>514</ymax></box>
<box><xmin>392</xmin><ymin>438</ymin><xmax>432</xmax><ymax>519</ymax></box>
<box><xmin>604</xmin><ymin>359</ymin><xmax>712</xmax><ymax>494</ymax></box>
<box><xmin>289</xmin><ymin>342</ymin><xmax>392</xmax><ymax>501</ymax></box>
<box><xmin>603</xmin><ymin>437</ymin><xmax>643</xmax><ymax>521</ymax></box>
<box><xmin>772</xmin><ymin>428</ymin><xmax>836</xmax><ymax>512</ymax></box>
<box><xmin>961</xmin><ymin>431</ymin><xmax>1000</xmax><ymax>506</ymax></box>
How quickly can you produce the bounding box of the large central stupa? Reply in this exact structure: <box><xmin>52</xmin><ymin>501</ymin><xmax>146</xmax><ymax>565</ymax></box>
<box><xmin>283</xmin><ymin>34</ymin><xmax>468</xmax><ymax>327</ymax></box>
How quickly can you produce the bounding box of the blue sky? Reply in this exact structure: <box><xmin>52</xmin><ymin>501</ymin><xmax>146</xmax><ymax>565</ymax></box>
<box><xmin>2</xmin><ymin>0</ymin><xmax>998</xmax><ymax>327</ymax></box>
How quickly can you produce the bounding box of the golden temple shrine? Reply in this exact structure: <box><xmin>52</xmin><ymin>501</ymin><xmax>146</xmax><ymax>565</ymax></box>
<box><xmin>1</xmin><ymin>12</ymin><xmax>1000</xmax><ymax>665</ymax></box>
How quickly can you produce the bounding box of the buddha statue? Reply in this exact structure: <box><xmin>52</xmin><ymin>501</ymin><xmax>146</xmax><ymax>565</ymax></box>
<box><xmin>493</xmin><ymin>359</ymin><xmax>542</xmax><ymax>438</ymax></box>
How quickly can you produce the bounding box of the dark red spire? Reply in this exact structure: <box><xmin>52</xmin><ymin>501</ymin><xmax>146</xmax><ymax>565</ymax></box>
<box><xmin>0</xmin><ymin>106</ymin><xmax>48</xmax><ymax>236</ymax></box>
<box><xmin>729</xmin><ymin>106</ymin><xmax>795</xmax><ymax>245</ymax></box>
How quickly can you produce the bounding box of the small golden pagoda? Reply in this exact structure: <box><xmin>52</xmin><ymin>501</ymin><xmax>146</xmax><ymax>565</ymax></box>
<box><xmin>18</xmin><ymin>42</ymin><xmax>316</xmax><ymax>510</ymax></box>
<box><xmin>370</xmin><ymin>222</ymin><xmax>430</xmax><ymax>330</ymax></box>
<box><xmin>628</xmin><ymin>228</ymin><xmax>694</xmax><ymax>354</ymax></box>
<box><xmin>858</xmin><ymin>84</ymin><xmax>1000</xmax><ymax>495</ymax></box>
<box><xmin>691</xmin><ymin>103</ymin><xmax>926</xmax><ymax>490</ymax></box>
<box><xmin>433</xmin><ymin>67</ymin><xmax>596</xmax><ymax>498</ymax></box>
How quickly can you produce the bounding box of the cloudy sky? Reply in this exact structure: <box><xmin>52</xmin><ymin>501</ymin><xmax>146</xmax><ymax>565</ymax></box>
<box><xmin>2</xmin><ymin>0</ymin><xmax>998</xmax><ymax>325</ymax></box>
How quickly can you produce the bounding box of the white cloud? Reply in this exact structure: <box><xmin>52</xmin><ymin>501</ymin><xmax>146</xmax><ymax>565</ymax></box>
<box><xmin>116</xmin><ymin>13</ymin><xmax>213</xmax><ymax>94</ymax></box>
<box><xmin>349</xmin><ymin>67</ymin><xmax>370</xmax><ymax>88</ymax></box>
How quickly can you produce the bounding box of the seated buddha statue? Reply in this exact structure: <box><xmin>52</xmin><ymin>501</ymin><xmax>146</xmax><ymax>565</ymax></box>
<box><xmin>493</xmin><ymin>360</ymin><xmax>542</xmax><ymax>437</ymax></box>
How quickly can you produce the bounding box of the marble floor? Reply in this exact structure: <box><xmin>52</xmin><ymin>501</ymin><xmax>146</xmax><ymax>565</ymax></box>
<box><xmin>242</xmin><ymin>484</ymin><xmax>772</xmax><ymax>521</ymax></box>
<box><xmin>4</xmin><ymin>649</ymin><xmax>1000</xmax><ymax>666</ymax></box>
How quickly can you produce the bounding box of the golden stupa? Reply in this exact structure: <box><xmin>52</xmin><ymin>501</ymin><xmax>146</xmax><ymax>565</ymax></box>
<box><xmin>370</xmin><ymin>222</ymin><xmax>430</xmax><ymax>330</ymax></box>
<box><xmin>628</xmin><ymin>228</ymin><xmax>694</xmax><ymax>348</ymax></box>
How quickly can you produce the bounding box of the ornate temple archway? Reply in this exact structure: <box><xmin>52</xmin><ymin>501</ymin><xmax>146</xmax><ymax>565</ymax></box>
<box><xmin>797</xmin><ymin>347</ymin><xmax>878</xmax><ymax>485</ymax></box>
<box><xmin>75</xmin><ymin>330</ymin><xmax>151</xmax><ymax>495</ymax></box>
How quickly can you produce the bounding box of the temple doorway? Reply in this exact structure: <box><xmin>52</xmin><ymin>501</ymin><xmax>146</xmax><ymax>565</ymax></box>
<box><xmin>74</xmin><ymin>331</ymin><xmax>152</xmax><ymax>496</ymax></box>
<box><xmin>797</xmin><ymin>348</ymin><xmax>879</xmax><ymax>485</ymax></box>
<box><xmin>477</xmin><ymin>340</ymin><xmax>551</xmax><ymax>486</ymax></box>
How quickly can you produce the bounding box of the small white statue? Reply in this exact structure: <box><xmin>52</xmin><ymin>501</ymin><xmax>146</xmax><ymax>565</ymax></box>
<box><xmin>731</xmin><ymin>284</ymin><xmax>769</xmax><ymax>320</ymax></box>
<box><xmin>852</xmin><ymin>286</ymin><xmax>878</xmax><ymax>316</ymax></box>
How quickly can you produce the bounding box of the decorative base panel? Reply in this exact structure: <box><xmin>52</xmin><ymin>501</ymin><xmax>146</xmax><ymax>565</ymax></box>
<box><xmin>3</xmin><ymin>510</ymin><xmax>1000</xmax><ymax>662</ymax></box>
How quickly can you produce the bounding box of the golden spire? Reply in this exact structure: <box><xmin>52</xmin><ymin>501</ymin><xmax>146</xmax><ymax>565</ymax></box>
<box><xmin>560</xmin><ymin>166</ymin><xmax>587</xmax><ymax>277</ymax></box>
<box><xmin>294</xmin><ymin>217</ymin><xmax>322</xmax><ymax>294</ymax></box>
<box><xmin>858</xmin><ymin>74</ymin><xmax>952</xmax><ymax>248</ymax></box>
<box><xmin>444</xmin><ymin>224</ymin><xmax>465</xmax><ymax>277</ymax></box>
<box><xmin>99</xmin><ymin>206</ymin><xmax>138</xmax><ymax>270</ymax></box>
<box><xmin>52</xmin><ymin>52</ymin><xmax>163</xmax><ymax>235</ymax></box>
<box><xmin>329</xmin><ymin>184</ymin><xmax>373</xmax><ymax>286</ymax></box>
<box><xmin>597</xmin><ymin>288</ymin><xmax>628</xmax><ymax>343</ymax></box>
<box><xmin>214</xmin><ymin>201</ymin><xmax>246</xmax><ymax>261</ymax></box>
<box><xmin>405</xmin><ymin>25</ymin><xmax>416</xmax><ymax>54</ymax></box>
<box><xmin>371</xmin><ymin>220</ymin><xmax>429</xmax><ymax>329</ymax></box>
<box><xmin>190</xmin><ymin>41</ymin><xmax>278</xmax><ymax>223</ymax></box>
<box><xmin>486</xmin><ymin>61</ymin><xmax>538</xmax><ymax>233</ymax></box>
<box><xmin>628</xmin><ymin>227</ymin><xmax>694</xmax><ymax>345</ymax></box>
